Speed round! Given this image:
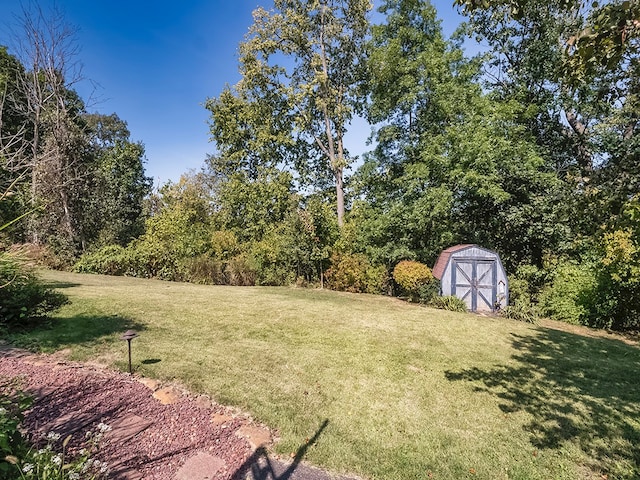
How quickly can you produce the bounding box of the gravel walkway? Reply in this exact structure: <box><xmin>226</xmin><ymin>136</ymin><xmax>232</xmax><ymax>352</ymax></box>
<box><xmin>0</xmin><ymin>345</ymin><xmax>358</xmax><ymax>480</ymax></box>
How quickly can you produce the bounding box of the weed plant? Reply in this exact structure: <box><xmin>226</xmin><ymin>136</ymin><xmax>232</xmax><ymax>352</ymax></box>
<box><xmin>1</xmin><ymin>377</ymin><xmax>109</xmax><ymax>480</ymax></box>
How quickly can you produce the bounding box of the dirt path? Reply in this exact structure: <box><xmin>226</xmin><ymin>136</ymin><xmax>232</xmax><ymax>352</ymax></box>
<box><xmin>0</xmin><ymin>345</ymin><xmax>358</xmax><ymax>480</ymax></box>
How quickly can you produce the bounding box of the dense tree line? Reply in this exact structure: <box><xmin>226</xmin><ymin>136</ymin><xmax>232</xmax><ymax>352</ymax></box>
<box><xmin>2</xmin><ymin>1</ymin><xmax>638</xmax><ymax>330</ymax></box>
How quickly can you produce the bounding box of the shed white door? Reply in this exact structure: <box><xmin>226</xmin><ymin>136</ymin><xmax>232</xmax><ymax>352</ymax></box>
<box><xmin>452</xmin><ymin>259</ymin><xmax>496</xmax><ymax>312</ymax></box>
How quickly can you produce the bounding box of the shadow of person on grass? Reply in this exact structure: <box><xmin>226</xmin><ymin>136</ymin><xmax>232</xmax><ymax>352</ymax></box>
<box><xmin>445</xmin><ymin>327</ymin><xmax>640</xmax><ymax>478</ymax></box>
<box><xmin>233</xmin><ymin>419</ymin><xmax>329</xmax><ymax>480</ymax></box>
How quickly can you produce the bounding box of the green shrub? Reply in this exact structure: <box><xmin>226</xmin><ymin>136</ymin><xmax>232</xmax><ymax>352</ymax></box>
<box><xmin>392</xmin><ymin>260</ymin><xmax>433</xmax><ymax>301</ymax></box>
<box><xmin>0</xmin><ymin>377</ymin><xmax>31</xmax><ymax>478</ymax></box>
<box><xmin>363</xmin><ymin>263</ymin><xmax>389</xmax><ymax>295</ymax></box>
<box><xmin>507</xmin><ymin>263</ymin><xmax>549</xmax><ymax>307</ymax></box>
<box><xmin>417</xmin><ymin>279</ymin><xmax>440</xmax><ymax>304</ymax></box>
<box><xmin>537</xmin><ymin>260</ymin><xmax>596</xmax><ymax>325</ymax></box>
<box><xmin>500</xmin><ymin>302</ymin><xmax>538</xmax><ymax>323</ymax></box>
<box><xmin>429</xmin><ymin>295</ymin><xmax>467</xmax><ymax>312</ymax></box>
<box><xmin>209</xmin><ymin>230</ymin><xmax>239</xmax><ymax>261</ymax></box>
<box><xmin>325</xmin><ymin>253</ymin><xmax>388</xmax><ymax>294</ymax></box>
<box><xmin>73</xmin><ymin>245</ymin><xmax>128</xmax><ymax>276</ymax></box>
<box><xmin>0</xmin><ymin>252</ymin><xmax>68</xmax><ymax>332</ymax></box>
<box><xmin>248</xmin><ymin>235</ymin><xmax>296</xmax><ymax>287</ymax></box>
<box><xmin>585</xmin><ymin>223</ymin><xmax>640</xmax><ymax>331</ymax></box>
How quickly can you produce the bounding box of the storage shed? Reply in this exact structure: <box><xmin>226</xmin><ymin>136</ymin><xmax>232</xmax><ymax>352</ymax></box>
<box><xmin>432</xmin><ymin>244</ymin><xmax>508</xmax><ymax>312</ymax></box>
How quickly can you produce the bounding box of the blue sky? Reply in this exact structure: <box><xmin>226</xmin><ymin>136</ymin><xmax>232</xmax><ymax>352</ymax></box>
<box><xmin>0</xmin><ymin>1</ymin><xmax>469</xmax><ymax>186</ymax></box>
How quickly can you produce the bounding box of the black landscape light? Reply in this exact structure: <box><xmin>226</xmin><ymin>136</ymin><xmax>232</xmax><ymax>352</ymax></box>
<box><xmin>120</xmin><ymin>330</ymin><xmax>139</xmax><ymax>374</ymax></box>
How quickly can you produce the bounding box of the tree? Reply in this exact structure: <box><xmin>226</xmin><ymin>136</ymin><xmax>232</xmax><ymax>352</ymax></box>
<box><xmin>206</xmin><ymin>0</ymin><xmax>372</xmax><ymax>227</ymax></box>
<box><xmin>80</xmin><ymin>113</ymin><xmax>152</xmax><ymax>248</ymax></box>
<box><xmin>354</xmin><ymin>0</ymin><xmax>566</xmax><ymax>269</ymax></box>
<box><xmin>456</xmin><ymin>0</ymin><xmax>638</xmax><ymax>246</ymax></box>
<box><xmin>0</xmin><ymin>46</ymin><xmax>29</xmax><ymax>170</ymax></box>
<box><xmin>455</xmin><ymin>0</ymin><xmax>639</xmax><ymax>85</ymax></box>
<box><xmin>3</xmin><ymin>2</ymin><xmax>89</xmax><ymax>252</ymax></box>
<box><xmin>0</xmin><ymin>5</ymin><xmax>152</xmax><ymax>258</ymax></box>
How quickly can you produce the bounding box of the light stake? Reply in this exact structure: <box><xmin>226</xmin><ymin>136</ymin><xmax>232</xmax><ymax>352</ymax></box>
<box><xmin>120</xmin><ymin>330</ymin><xmax>139</xmax><ymax>374</ymax></box>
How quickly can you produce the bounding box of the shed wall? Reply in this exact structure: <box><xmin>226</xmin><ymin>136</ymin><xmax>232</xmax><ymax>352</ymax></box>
<box><xmin>438</xmin><ymin>245</ymin><xmax>509</xmax><ymax>311</ymax></box>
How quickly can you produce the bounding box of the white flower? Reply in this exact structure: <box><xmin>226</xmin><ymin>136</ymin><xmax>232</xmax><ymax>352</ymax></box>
<box><xmin>46</xmin><ymin>432</ymin><xmax>61</xmax><ymax>441</ymax></box>
<box><xmin>81</xmin><ymin>459</ymin><xmax>94</xmax><ymax>473</ymax></box>
<box><xmin>97</xmin><ymin>422</ymin><xmax>111</xmax><ymax>433</ymax></box>
<box><xmin>22</xmin><ymin>463</ymin><xmax>34</xmax><ymax>473</ymax></box>
<box><xmin>51</xmin><ymin>454</ymin><xmax>62</xmax><ymax>465</ymax></box>
<box><xmin>0</xmin><ymin>407</ymin><xmax>7</xmax><ymax>415</ymax></box>
<box><xmin>100</xmin><ymin>463</ymin><xmax>109</xmax><ymax>474</ymax></box>
<box><xmin>68</xmin><ymin>473</ymin><xmax>80</xmax><ymax>480</ymax></box>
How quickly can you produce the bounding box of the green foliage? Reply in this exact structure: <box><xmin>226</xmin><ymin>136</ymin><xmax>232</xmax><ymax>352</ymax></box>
<box><xmin>74</xmin><ymin>173</ymin><xmax>217</xmax><ymax>281</ymax></box>
<box><xmin>213</xmin><ymin>169</ymin><xmax>294</xmax><ymax>242</ymax></box>
<box><xmin>429</xmin><ymin>295</ymin><xmax>468</xmax><ymax>312</ymax></box>
<box><xmin>537</xmin><ymin>260</ymin><xmax>596</xmax><ymax>324</ymax></box>
<box><xmin>455</xmin><ymin>0</ymin><xmax>639</xmax><ymax>85</ymax></box>
<box><xmin>500</xmin><ymin>302</ymin><xmax>538</xmax><ymax>323</ymax></box>
<box><xmin>325</xmin><ymin>253</ymin><xmax>389</xmax><ymax>294</ymax></box>
<box><xmin>209</xmin><ymin>230</ymin><xmax>239</xmax><ymax>261</ymax></box>
<box><xmin>6</xmin><ymin>427</ymin><xmax>111</xmax><ymax>480</ymax></box>
<box><xmin>0</xmin><ymin>378</ymin><xmax>31</xmax><ymax>478</ymax></box>
<box><xmin>73</xmin><ymin>245</ymin><xmax>128</xmax><ymax>276</ymax></box>
<box><xmin>584</xmin><ymin>199</ymin><xmax>640</xmax><ymax>330</ymax></box>
<box><xmin>417</xmin><ymin>279</ymin><xmax>440</xmax><ymax>304</ymax></box>
<box><xmin>0</xmin><ymin>252</ymin><xmax>68</xmax><ymax>331</ymax></box>
<box><xmin>1</xmin><ymin>18</ymin><xmax>151</xmax><ymax>260</ymax></box>
<box><xmin>392</xmin><ymin>260</ymin><xmax>434</xmax><ymax>301</ymax></box>
<box><xmin>507</xmin><ymin>264</ymin><xmax>549</xmax><ymax>307</ymax></box>
<box><xmin>183</xmin><ymin>255</ymin><xmax>226</xmax><ymax>285</ymax></box>
<box><xmin>206</xmin><ymin>0</ymin><xmax>371</xmax><ymax>226</ymax></box>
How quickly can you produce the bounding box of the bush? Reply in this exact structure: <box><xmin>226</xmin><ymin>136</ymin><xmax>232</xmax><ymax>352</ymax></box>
<box><xmin>325</xmin><ymin>253</ymin><xmax>388</xmax><ymax>294</ymax></box>
<box><xmin>183</xmin><ymin>255</ymin><xmax>226</xmax><ymax>285</ymax></box>
<box><xmin>73</xmin><ymin>245</ymin><xmax>128</xmax><ymax>276</ymax></box>
<box><xmin>417</xmin><ymin>279</ymin><xmax>440</xmax><ymax>304</ymax></box>
<box><xmin>0</xmin><ymin>252</ymin><xmax>68</xmax><ymax>332</ymax></box>
<box><xmin>429</xmin><ymin>295</ymin><xmax>468</xmax><ymax>312</ymax></box>
<box><xmin>537</xmin><ymin>260</ymin><xmax>596</xmax><ymax>325</ymax></box>
<box><xmin>248</xmin><ymin>235</ymin><xmax>296</xmax><ymax>286</ymax></box>
<box><xmin>209</xmin><ymin>230</ymin><xmax>239</xmax><ymax>261</ymax></box>
<box><xmin>10</xmin><ymin>244</ymin><xmax>66</xmax><ymax>270</ymax></box>
<box><xmin>0</xmin><ymin>377</ymin><xmax>31</xmax><ymax>478</ymax></box>
<box><xmin>392</xmin><ymin>260</ymin><xmax>434</xmax><ymax>301</ymax></box>
<box><xmin>507</xmin><ymin>263</ymin><xmax>549</xmax><ymax>307</ymax></box>
<box><xmin>585</xmin><ymin>225</ymin><xmax>640</xmax><ymax>331</ymax></box>
<box><xmin>500</xmin><ymin>302</ymin><xmax>538</xmax><ymax>323</ymax></box>
<box><xmin>225</xmin><ymin>254</ymin><xmax>257</xmax><ymax>286</ymax></box>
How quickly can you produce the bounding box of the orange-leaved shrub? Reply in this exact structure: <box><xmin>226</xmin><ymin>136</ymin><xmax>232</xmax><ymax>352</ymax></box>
<box><xmin>392</xmin><ymin>260</ymin><xmax>433</xmax><ymax>301</ymax></box>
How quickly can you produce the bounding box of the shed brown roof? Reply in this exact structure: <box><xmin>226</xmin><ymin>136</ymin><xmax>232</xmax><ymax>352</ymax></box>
<box><xmin>432</xmin><ymin>244</ymin><xmax>475</xmax><ymax>280</ymax></box>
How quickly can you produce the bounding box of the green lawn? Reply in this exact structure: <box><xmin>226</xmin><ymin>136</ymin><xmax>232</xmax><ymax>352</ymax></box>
<box><xmin>9</xmin><ymin>270</ymin><xmax>640</xmax><ymax>480</ymax></box>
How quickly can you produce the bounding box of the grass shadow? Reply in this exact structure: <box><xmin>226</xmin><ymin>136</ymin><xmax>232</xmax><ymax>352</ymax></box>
<box><xmin>141</xmin><ymin>358</ymin><xmax>161</xmax><ymax>365</ymax></box>
<box><xmin>7</xmin><ymin>313</ymin><xmax>146</xmax><ymax>353</ymax></box>
<box><xmin>42</xmin><ymin>279</ymin><xmax>81</xmax><ymax>289</ymax></box>
<box><xmin>445</xmin><ymin>327</ymin><xmax>640</xmax><ymax>478</ymax></box>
